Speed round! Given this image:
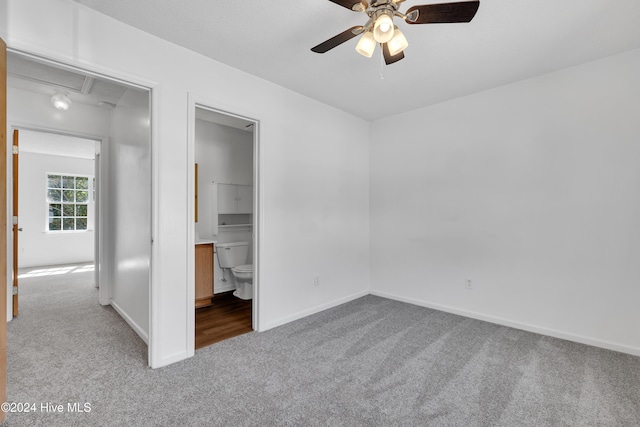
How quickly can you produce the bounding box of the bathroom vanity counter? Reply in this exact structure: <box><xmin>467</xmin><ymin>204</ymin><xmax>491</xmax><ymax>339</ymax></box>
<box><xmin>196</xmin><ymin>239</ymin><xmax>217</xmax><ymax>245</ymax></box>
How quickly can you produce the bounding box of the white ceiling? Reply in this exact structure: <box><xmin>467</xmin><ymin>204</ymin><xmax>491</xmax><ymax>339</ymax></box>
<box><xmin>72</xmin><ymin>0</ymin><xmax>640</xmax><ymax>121</ymax></box>
<box><xmin>7</xmin><ymin>51</ymin><xmax>129</xmax><ymax>109</ymax></box>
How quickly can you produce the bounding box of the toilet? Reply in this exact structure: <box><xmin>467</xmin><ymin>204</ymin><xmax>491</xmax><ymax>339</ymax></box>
<box><xmin>216</xmin><ymin>241</ymin><xmax>253</xmax><ymax>300</ymax></box>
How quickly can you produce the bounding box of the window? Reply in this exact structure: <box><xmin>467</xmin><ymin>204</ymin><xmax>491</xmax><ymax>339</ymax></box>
<box><xmin>47</xmin><ymin>174</ymin><xmax>91</xmax><ymax>231</ymax></box>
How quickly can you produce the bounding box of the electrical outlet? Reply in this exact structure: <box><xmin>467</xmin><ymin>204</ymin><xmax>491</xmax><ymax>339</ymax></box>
<box><xmin>465</xmin><ymin>279</ymin><xmax>473</xmax><ymax>290</ymax></box>
<box><xmin>314</xmin><ymin>275</ymin><xmax>320</xmax><ymax>286</ymax></box>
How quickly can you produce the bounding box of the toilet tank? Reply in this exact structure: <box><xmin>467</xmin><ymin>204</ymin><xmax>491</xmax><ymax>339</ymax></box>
<box><xmin>216</xmin><ymin>241</ymin><xmax>249</xmax><ymax>268</ymax></box>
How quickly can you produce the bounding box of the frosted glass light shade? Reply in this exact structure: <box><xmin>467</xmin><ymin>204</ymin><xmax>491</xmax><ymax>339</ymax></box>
<box><xmin>387</xmin><ymin>28</ymin><xmax>408</xmax><ymax>56</ymax></box>
<box><xmin>355</xmin><ymin>31</ymin><xmax>376</xmax><ymax>57</ymax></box>
<box><xmin>51</xmin><ymin>93</ymin><xmax>72</xmax><ymax>110</ymax></box>
<box><xmin>373</xmin><ymin>13</ymin><xmax>394</xmax><ymax>43</ymax></box>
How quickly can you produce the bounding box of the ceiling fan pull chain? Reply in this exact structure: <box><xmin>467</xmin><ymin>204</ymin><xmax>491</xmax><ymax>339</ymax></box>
<box><xmin>379</xmin><ymin>48</ymin><xmax>385</xmax><ymax>80</ymax></box>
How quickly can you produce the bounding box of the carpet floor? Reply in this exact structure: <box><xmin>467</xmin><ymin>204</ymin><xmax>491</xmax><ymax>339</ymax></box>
<box><xmin>5</xmin><ymin>264</ymin><xmax>640</xmax><ymax>426</ymax></box>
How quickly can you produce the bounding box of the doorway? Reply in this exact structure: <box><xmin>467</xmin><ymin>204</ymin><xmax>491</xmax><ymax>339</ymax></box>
<box><xmin>12</xmin><ymin>129</ymin><xmax>98</xmax><ymax>317</ymax></box>
<box><xmin>5</xmin><ymin>50</ymin><xmax>153</xmax><ymax>362</ymax></box>
<box><xmin>16</xmin><ymin>129</ymin><xmax>98</xmax><ymax>272</ymax></box>
<box><xmin>191</xmin><ymin>104</ymin><xmax>260</xmax><ymax>350</ymax></box>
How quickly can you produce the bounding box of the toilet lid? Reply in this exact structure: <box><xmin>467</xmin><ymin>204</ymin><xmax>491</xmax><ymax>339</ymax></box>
<box><xmin>232</xmin><ymin>264</ymin><xmax>253</xmax><ymax>273</ymax></box>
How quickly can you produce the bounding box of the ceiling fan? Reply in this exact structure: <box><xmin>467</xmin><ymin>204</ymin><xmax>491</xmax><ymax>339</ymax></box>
<box><xmin>311</xmin><ymin>0</ymin><xmax>480</xmax><ymax>65</ymax></box>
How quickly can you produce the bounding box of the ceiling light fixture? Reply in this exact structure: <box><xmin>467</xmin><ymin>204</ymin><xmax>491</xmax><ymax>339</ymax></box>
<box><xmin>373</xmin><ymin>11</ymin><xmax>395</xmax><ymax>43</ymax></box>
<box><xmin>51</xmin><ymin>93</ymin><xmax>72</xmax><ymax>111</ymax></box>
<box><xmin>355</xmin><ymin>31</ymin><xmax>376</xmax><ymax>57</ymax></box>
<box><xmin>356</xmin><ymin>10</ymin><xmax>405</xmax><ymax>58</ymax></box>
<box><xmin>312</xmin><ymin>0</ymin><xmax>480</xmax><ymax>66</ymax></box>
<box><xmin>387</xmin><ymin>26</ymin><xmax>408</xmax><ymax>56</ymax></box>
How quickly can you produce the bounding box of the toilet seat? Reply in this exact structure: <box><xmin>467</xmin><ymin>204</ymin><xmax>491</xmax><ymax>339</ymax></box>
<box><xmin>232</xmin><ymin>264</ymin><xmax>253</xmax><ymax>273</ymax></box>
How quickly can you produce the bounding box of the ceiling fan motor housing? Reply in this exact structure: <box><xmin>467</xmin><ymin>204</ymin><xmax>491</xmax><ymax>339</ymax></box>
<box><xmin>365</xmin><ymin>1</ymin><xmax>400</xmax><ymax>31</ymax></box>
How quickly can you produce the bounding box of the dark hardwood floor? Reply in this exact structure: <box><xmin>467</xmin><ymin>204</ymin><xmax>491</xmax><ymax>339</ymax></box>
<box><xmin>195</xmin><ymin>291</ymin><xmax>252</xmax><ymax>349</ymax></box>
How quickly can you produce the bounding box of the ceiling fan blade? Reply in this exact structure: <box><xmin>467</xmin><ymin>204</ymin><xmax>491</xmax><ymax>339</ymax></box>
<box><xmin>405</xmin><ymin>1</ymin><xmax>480</xmax><ymax>24</ymax></box>
<box><xmin>328</xmin><ymin>0</ymin><xmax>368</xmax><ymax>11</ymax></box>
<box><xmin>311</xmin><ymin>26</ymin><xmax>364</xmax><ymax>53</ymax></box>
<box><xmin>381</xmin><ymin>43</ymin><xmax>405</xmax><ymax>65</ymax></box>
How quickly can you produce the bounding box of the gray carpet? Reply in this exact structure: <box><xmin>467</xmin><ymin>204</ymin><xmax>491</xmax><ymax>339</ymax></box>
<box><xmin>5</xmin><ymin>264</ymin><xmax>640</xmax><ymax>426</ymax></box>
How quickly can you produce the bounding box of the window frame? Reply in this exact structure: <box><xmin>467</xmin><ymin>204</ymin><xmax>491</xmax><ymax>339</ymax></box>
<box><xmin>45</xmin><ymin>172</ymin><xmax>94</xmax><ymax>233</ymax></box>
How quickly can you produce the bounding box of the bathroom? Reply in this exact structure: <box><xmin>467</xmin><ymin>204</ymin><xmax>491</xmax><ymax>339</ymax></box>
<box><xmin>194</xmin><ymin>107</ymin><xmax>255</xmax><ymax>348</ymax></box>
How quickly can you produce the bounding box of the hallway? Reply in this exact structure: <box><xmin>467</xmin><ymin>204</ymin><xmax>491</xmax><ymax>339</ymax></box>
<box><xmin>6</xmin><ymin>263</ymin><xmax>147</xmax><ymax>425</ymax></box>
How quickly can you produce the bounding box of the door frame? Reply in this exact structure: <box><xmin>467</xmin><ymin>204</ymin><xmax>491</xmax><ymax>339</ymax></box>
<box><xmin>11</xmin><ymin>129</ymin><xmax>18</xmax><ymax>318</ymax></box>
<box><xmin>8</xmin><ymin>125</ymin><xmax>104</xmax><ymax>306</ymax></box>
<box><xmin>187</xmin><ymin>93</ymin><xmax>263</xmax><ymax>356</ymax></box>
<box><xmin>1</xmin><ymin>35</ymin><xmax>8</xmax><ymax>426</ymax></box>
<box><xmin>4</xmin><ymin>47</ymin><xmax>158</xmax><ymax>367</ymax></box>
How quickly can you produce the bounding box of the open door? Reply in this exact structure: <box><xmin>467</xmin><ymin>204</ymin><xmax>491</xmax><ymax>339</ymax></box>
<box><xmin>12</xmin><ymin>129</ymin><xmax>18</xmax><ymax>317</ymax></box>
<box><xmin>1</xmin><ymin>36</ymin><xmax>9</xmax><ymax>425</ymax></box>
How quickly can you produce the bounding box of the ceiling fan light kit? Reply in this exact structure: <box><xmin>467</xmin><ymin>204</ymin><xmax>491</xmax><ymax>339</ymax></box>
<box><xmin>387</xmin><ymin>26</ymin><xmax>408</xmax><ymax>56</ymax></box>
<box><xmin>312</xmin><ymin>0</ymin><xmax>480</xmax><ymax>65</ymax></box>
<box><xmin>355</xmin><ymin>31</ymin><xmax>376</xmax><ymax>57</ymax></box>
<box><xmin>373</xmin><ymin>11</ymin><xmax>395</xmax><ymax>43</ymax></box>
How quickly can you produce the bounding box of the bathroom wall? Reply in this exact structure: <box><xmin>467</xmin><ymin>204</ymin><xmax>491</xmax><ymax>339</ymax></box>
<box><xmin>195</xmin><ymin>118</ymin><xmax>253</xmax><ymax>293</ymax></box>
<box><xmin>194</xmin><ymin>118</ymin><xmax>253</xmax><ymax>239</ymax></box>
<box><xmin>370</xmin><ymin>48</ymin><xmax>640</xmax><ymax>355</ymax></box>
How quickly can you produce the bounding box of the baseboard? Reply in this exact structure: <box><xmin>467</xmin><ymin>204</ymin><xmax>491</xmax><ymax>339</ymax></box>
<box><xmin>214</xmin><ymin>283</ymin><xmax>236</xmax><ymax>294</ymax></box>
<box><xmin>370</xmin><ymin>290</ymin><xmax>640</xmax><ymax>357</ymax></box>
<box><xmin>110</xmin><ymin>300</ymin><xmax>149</xmax><ymax>345</ymax></box>
<box><xmin>149</xmin><ymin>350</ymin><xmax>191</xmax><ymax>369</ymax></box>
<box><xmin>263</xmin><ymin>290</ymin><xmax>370</xmax><ymax>331</ymax></box>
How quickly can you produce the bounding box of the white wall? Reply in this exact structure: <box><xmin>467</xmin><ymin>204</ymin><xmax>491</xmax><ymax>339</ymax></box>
<box><xmin>370</xmin><ymin>48</ymin><xmax>640</xmax><ymax>355</ymax></box>
<box><xmin>1</xmin><ymin>0</ymin><xmax>371</xmax><ymax>367</ymax></box>
<box><xmin>107</xmin><ymin>87</ymin><xmax>151</xmax><ymax>343</ymax></box>
<box><xmin>18</xmin><ymin>151</ymin><xmax>94</xmax><ymax>267</ymax></box>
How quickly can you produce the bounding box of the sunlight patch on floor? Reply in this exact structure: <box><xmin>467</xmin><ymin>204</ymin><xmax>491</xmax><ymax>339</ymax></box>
<box><xmin>18</xmin><ymin>264</ymin><xmax>94</xmax><ymax>278</ymax></box>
